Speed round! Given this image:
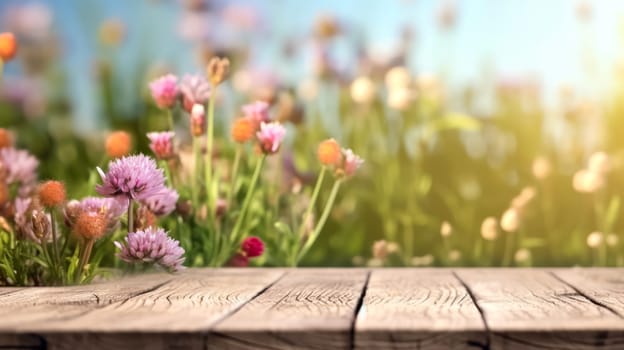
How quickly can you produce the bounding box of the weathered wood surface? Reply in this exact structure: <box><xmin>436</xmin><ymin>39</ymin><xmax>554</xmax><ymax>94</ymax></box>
<box><xmin>456</xmin><ymin>269</ymin><xmax>624</xmax><ymax>349</ymax></box>
<box><xmin>355</xmin><ymin>269</ymin><xmax>486</xmax><ymax>349</ymax></box>
<box><xmin>1</xmin><ymin>268</ymin><xmax>624</xmax><ymax>350</ymax></box>
<box><xmin>210</xmin><ymin>269</ymin><xmax>368</xmax><ymax>349</ymax></box>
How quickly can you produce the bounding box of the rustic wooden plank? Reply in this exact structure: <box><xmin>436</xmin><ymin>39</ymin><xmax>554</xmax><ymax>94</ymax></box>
<box><xmin>354</xmin><ymin>268</ymin><xmax>487</xmax><ymax>349</ymax></box>
<box><xmin>0</xmin><ymin>272</ymin><xmax>173</xmax><ymax>349</ymax></box>
<box><xmin>0</xmin><ymin>272</ymin><xmax>172</xmax><ymax>308</ymax></box>
<box><xmin>553</xmin><ymin>268</ymin><xmax>624</xmax><ymax>317</ymax></box>
<box><xmin>456</xmin><ymin>269</ymin><xmax>624</xmax><ymax>349</ymax></box>
<box><xmin>0</xmin><ymin>268</ymin><xmax>283</xmax><ymax>350</ymax></box>
<box><xmin>209</xmin><ymin>268</ymin><xmax>369</xmax><ymax>350</ymax></box>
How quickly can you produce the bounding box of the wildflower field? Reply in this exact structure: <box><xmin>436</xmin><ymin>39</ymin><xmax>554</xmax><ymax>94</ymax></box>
<box><xmin>0</xmin><ymin>0</ymin><xmax>623</xmax><ymax>286</ymax></box>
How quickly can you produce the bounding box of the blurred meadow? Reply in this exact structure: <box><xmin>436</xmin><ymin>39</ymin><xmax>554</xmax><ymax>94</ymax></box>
<box><xmin>2</xmin><ymin>0</ymin><xmax>624</xmax><ymax>268</ymax></box>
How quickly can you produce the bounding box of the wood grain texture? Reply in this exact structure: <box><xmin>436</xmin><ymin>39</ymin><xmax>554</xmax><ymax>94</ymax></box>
<box><xmin>456</xmin><ymin>269</ymin><xmax>624</xmax><ymax>349</ymax></box>
<box><xmin>355</xmin><ymin>269</ymin><xmax>486</xmax><ymax>350</ymax></box>
<box><xmin>209</xmin><ymin>268</ymin><xmax>369</xmax><ymax>350</ymax></box>
<box><xmin>0</xmin><ymin>268</ymin><xmax>283</xmax><ymax>350</ymax></box>
<box><xmin>553</xmin><ymin>268</ymin><xmax>624</xmax><ymax>317</ymax></box>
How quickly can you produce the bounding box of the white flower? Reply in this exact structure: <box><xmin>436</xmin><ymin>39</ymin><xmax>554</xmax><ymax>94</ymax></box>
<box><xmin>586</xmin><ymin>231</ymin><xmax>604</xmax><ymax>248</ymax></box>
<box><xmin>350</xmin><ymin>76</ymin><xmax>376</xmax><ymax>104</ymax></box>
<box><xmin>480</xmin><ymin>217</ymin><xmax>498</xmax><ymax>241</ymax></box>
<box><xmin>501</xmin><ymin>208</ymin><xmax>520</xmax><ymax>232</ymax></box>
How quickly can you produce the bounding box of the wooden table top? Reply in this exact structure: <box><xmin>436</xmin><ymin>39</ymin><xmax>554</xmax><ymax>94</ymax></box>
<box><xmin>1</xmin><ymin>268</ymin><xmax>624</xmax><ymax>349</ymax></box>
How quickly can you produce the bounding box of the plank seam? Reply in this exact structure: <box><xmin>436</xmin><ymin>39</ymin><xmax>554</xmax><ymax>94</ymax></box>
<box><xmin>204</xmin><ymin>270</ymin><xmax>288</xmax><ymax>349</ymax></box>
<box><xmin>349</xmin><ymin>269</ymin><xmax>370</xmax><ymax>350</ymax></box>
<box><xmin>549</xmin><ymin>270</ymin><xmax>624</xmax><ymax>318</ymax></box>
<box><xmin>452</xmin><ymin>271</ymin><xmax>490</xmax><ymax>350</ymax></box>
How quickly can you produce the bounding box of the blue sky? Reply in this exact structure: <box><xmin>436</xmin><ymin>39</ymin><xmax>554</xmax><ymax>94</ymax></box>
<box><xmin>2</xmin><ymin>0</ymin><xmax>624</xmax><ymax>129</ymax></box>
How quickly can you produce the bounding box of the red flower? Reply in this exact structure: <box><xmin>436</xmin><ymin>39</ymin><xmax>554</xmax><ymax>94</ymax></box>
<box><xmin>228</xmin><ymin>253</ymin><xmax>249</xmax><ymax>267</ymax></box>
<box><xmin>241</xmin><ymin>236</ymin><xmax>264</xmax><ymax>258</ymax></box>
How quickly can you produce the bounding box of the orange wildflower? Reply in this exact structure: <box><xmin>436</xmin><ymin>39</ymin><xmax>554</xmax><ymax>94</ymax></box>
<box><xmin>0</xmin><ymin>128</ymin><xmax>12</xmax><ymax>149</ymax></box>
<box><xmin>38</xmin><ymin>181</ymin><xmax>66</xmax><ymax>208</ymax></box>
<box><xmin>105</xmin><ymin>131</ymin><xmax>132</xmax><ymax>158</ymax></box>
<box><xmin>317</xmin><ymin>138</ymin><xmax>342</xmax><ymax>166</ymax></box>
<box><xmin>73</xmin><ymin>212</ymin><xmax>107</xmax><ymax>240</ymax></box>
<box><xmin>0</xmin><ymin>33</ymin><xmax>17</xmax><ymax>62</ymax></box>
<box><xmin>231</xmin><ymin>117</ymin><xmax>256</xmax><ymax>143</ymax></box>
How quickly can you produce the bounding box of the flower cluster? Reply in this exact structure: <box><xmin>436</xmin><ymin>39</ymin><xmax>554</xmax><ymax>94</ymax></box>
<box><xmin>96</xmin><ymin>154</ymin><xmax>178</xmax><ymax>216</ymax></box>
<box><xmin>115</xmin><ymin>227</ymin><xmax>185</xmax><ymax>272</ymax></box>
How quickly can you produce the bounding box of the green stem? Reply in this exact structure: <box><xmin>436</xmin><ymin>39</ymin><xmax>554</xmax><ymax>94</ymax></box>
<box><xmin>229</xmin><ymin>155</ymin><xmax>266</xmax><ymax>246</ymax></box>
<box><xmin>227</xmin><ymin>145</ymin><xmax>242</xmax><ymax>208</ymax></box>
<box><xmin>127</xmin><ymin>200</ymin><xmax>134</xmax><ymax>234</ymax></box>
<box><xmin>192</xmin><ymin>137</ymin><xmax>200</xmax><ymax>206</ymax></box>
<box><xmin>167</xmin><ymin>109</ymin><xmax>174</xmax><ymax>131</ymax></box>
<box><xmin>76</xmin><ymin>239</ymin><xmax>94</xmax><ymax>284</ymax></box>
<box><xmin>49</xmin><ymin>211</ymin><xmax>60</xmax><ymax>274</ymax></box>
<box><xmin>297</xmin><ymin>179</ymin><xmax>343</xmax><ymax>263</ymax></box>
<box><xmin>205</xmin><ymin>89</ymin><xmax>217</xmax><ymax>214</ymax></box>
<box><xmin>296</xmin><ymin>167</ymin><xmax>327</xmax><ymax>239</ymax></box>
<box><xmin>502</xmin><ymin>232</ymin><xmax>515</xmax><ymax>267</ymax></box>
<box><xmin>160</xmin><ymin>160</ymin><xmax>173</xmax><ymax>187</ymax></box>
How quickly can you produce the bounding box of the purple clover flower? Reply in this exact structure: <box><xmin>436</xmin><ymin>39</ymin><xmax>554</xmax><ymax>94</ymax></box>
<box><xmin>114</xmin><ymin>227</ymin><xmax>185</xmax><ymax>272</ymax></box>
<box><xmin>140</xmin><ymin>187</ymin><xmax>179</xmax><ymax>216</ymax></box>
<box><xmin>0</xmin><ymin>147</ymin><xmax>38</xmax><ymax>197</ymax></box>
<box><xmin>96</xmin><ymin>154</ymin><xmax>167</xmax><ymax>201</ymax></box>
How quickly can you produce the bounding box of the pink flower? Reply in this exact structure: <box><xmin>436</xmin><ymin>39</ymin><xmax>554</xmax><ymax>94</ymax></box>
<box><xmin>190</xmin><ymin>103</ymin><xmax>206</xmax><ymax>137</ymax></box>
<box><xmin>256</xmin><ymin>122</ymin><xmax>286</xmax><ymax>154</ymax></box>
<box><xmin>241</xmin><ymin>236</ymin><xmax>264</xmax><ymax>258</ymax></box>
<box><xmin>242</xmin><ymin>101</ymin><xmax>270</xmax><ymax>125</ymax></box>
<box><xmin>149</xmin><ymin>74</ymin><xmax>179</xmax><ymax>109</ymax></box>
<box><xmin>179</xmin><ymin>74</ymin><xmax>211</xmax><ymax>112</ymax></box>
<box><xmin>341</xmin><ymin>148</ymin><xmax>364</xmax><ymax>176</ymax></box>
<box><xmin>147</xmin><ymin>132</ymin><xmax>175</xmax><ymax>159</ymax></box>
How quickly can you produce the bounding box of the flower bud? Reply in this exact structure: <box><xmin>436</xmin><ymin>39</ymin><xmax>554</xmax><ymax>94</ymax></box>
<box><xmin>31</xmin><ymin>210</ymin><xmax>51</xmax><ymax>240</ymax></box>
<box><xmin>191</xmin><ymin>104</ymin><xmax>206</xmax><ymax>137</ymax></box>
<box><xmin>206</xmin><ymin>57</ymin><xmax>230</xmax><ymax>86</ymax></box>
